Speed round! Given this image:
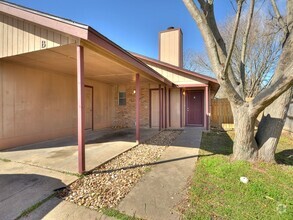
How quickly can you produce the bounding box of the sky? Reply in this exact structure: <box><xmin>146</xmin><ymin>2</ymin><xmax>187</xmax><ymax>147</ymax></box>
<box><xmin>4</xmin><ymin>0</ymin><xmax>284</xmax><ymax>61</ymax></box>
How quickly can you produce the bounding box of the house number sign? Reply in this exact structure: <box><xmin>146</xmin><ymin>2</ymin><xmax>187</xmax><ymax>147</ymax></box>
<box><xmin>41</xmin><ymin>40</ymin><xmax>47</xmax><ymax>49</ymax></box>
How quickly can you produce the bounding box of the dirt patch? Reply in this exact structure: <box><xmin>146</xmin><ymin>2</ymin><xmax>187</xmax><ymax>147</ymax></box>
<box><xmin>58</xmin><ymin>130</ymin><xmax>182</xmax><ymax>210</ymax></box>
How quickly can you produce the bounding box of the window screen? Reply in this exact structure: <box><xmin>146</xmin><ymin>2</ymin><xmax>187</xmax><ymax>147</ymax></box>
<box><xmin>119</xmin><ymin>92</ymin><xmax>126</xmax><ymax>105</ymax></box>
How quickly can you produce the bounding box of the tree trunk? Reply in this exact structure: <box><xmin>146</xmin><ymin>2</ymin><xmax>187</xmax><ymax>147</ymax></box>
<box><xmin>255</xmin><ymin>31</ymin><xmax>293</xmax><ymax>162</ymax></box>
<box><xmin>256</xmin><ymin>89</ymin><xmax>292</xmax><ymax>162</ymax></box>
<box><xmin>231</xmin><ymin>104</ymin><xmax>259</xmax><ymax>161</ymax></box>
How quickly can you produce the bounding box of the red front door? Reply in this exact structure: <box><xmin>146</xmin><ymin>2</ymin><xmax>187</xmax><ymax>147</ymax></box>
<box><xmin>186</xmin><ymin>90</ymin><xmax>204</xmax><ymax>126</ymax></box>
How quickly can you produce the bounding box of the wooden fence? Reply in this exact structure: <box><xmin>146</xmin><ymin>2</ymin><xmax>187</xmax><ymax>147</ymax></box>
<box><xmin>211</xmin><ymin>98</ymin><xmax>292</xmax><ymax>133</ymax></box>
<box><xmin>211</xmin><ymin>98</ymin><xmax>234</xmax><ymax>130</ymax></box>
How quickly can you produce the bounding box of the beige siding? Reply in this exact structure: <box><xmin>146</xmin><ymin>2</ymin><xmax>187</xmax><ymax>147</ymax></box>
<box><xmin>170</xmin><ymin>89</ymin><xmax>181</xmax><ymax>128</ymax></box>
<box><xmin>0</xmin><ymin>61</ymin><xmax>115</xmax><ymax>150</ymax></box>
<box><xmin>0</xmin><ymin>63</ymin><xmax>3</xmax><ymax>138</ymax></box>
<box><xmin>0</xmin><ymin>12</ymin><xmax>77</xmax><ymax>58</ymax></box>
<box><xmin>151</xmin><ymin>90</ymin><xmax>159</xmax><ymax>127</ymax></box>
<box><xmin>149</xmin><ymin>64</ymin><xmax>207</xmax><ymax>85</ymax></box>
<box><xmin>159</xmin><ymin>29</ymin><xmax>182</xmax><ymax>67</ymax></box>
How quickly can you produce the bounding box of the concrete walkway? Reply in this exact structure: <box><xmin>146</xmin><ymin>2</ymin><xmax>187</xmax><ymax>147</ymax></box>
<box><xmin>118</xmin><ymin>127</ymin><xmax>203</xmax><ymax>220</ymax></box>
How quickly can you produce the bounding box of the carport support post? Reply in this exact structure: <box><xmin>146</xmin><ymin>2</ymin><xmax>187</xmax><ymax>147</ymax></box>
<box><xmin>164</xmin><ymin>86</ymin><xmax>167</xmax><ymax>128</ymax></box>
<box><xmin>136</xmin><ymin>73</ymin><xmax>140</xmax><ymax>144</ymax></box>
<box><xmin>159</xmin><ymin>84</ymin><xmax>162</xmax><ymax>131</ymax></box>
<box><xmin>204</xmin><ymin>86</ymin><xmax>209</xmax><ymax>130</ymax></box>
<box><xmin>77</xmin><ymin>45</ymin><xmax>85</xmax><ymax>174</ymax></box>
<box><xmin>180</xmin><ymin>88</ymin><xmax>183</xmax><ymax>128</ymax></box>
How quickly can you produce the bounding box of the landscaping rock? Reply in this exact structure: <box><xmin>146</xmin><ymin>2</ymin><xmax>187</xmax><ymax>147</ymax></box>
<box><xmin>58</xmin><ymin>130</ymin><xmax>181</xmax><ymax>210</ymax></box>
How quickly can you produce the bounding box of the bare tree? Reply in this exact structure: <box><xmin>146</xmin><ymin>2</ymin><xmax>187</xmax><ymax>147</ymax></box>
<box><xmin>184</xmin><ymin>50</ymin><xmax>214</xmax><ymax>76</ymax></box>
<box><xmin>185</xmin><ymin>13</ymin><xmax>282</xmax><ymax>98</ymax></box>
<box><xmin>182</xmin><ymin>0</ymin><xmax>293</xmax><ymax>162</ymax></box>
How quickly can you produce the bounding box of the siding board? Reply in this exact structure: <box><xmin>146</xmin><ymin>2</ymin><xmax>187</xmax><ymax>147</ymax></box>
<box><xmin>0</xmin><ymin>14</ymin><xmax>3</xmax><ymax>58</ymax></box>
<box><xmin>3</xmin><ymin>15</ymin><xmax>8</xmax><ymax>57</ymax></box>
<box><xmin>17</xmin><ymin>19</ymin><xmax>24</xmax><ymax>54</ymax></box>
<box><xmin>0</xmin><ymin>12</ymin><xmax>77</xmax><ymax>58</ymax></box>
<box><xmin>0</xmin><ymin>64</ymin><xmax>3</xmax><ymax>138</ymax></box>
<box><xmin>0</xmin><ymin>60</ymin><xmax>115</xmax><ymax>149</ymax></box>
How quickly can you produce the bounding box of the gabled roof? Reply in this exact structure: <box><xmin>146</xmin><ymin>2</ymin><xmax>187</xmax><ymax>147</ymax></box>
<box><xmin>132</xmin><ymin>52</ymin><xmax>220</xmax><ymax>92</ymax></box>
<box><xmin>0</xmin><ymin>0</ymin><xmax>173</xmax><ymax>86</ymax></box>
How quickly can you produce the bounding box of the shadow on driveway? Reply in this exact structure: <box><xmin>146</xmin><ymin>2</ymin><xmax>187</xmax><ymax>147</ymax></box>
<box><xmin>0</xmin><ymin>173</ymin><xmax>65</xmax><ymax>220</ymax></box>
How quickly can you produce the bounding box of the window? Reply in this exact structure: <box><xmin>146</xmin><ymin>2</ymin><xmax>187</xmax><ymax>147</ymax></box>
<box><xmin>118</xmin><ymin>92</ymin><xmax>126</xmax><ymax>105</ymax></box>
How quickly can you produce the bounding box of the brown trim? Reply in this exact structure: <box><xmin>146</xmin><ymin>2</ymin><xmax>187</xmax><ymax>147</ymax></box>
<box><xmin>159</xmin><ymin>85</ymin><xmax>162</xmax><ymax>131</ymax></box>
<box><xmin>85</xmin><ymin>85</ymin><xmax>94</xmax><ymax>131</ymax></box>
<box><xmin>0</xmin><ymin>1</ymin><xmax>88</xmax><ymax>39</ymax></box>
<box><xmin>136</xmin><ymin>73</ymin><xmax>140</xmax><ymax>143</ymax></box>
<box><xmin>169</xmin><ymin>88</ymin><xmax>171</xmax><ymax>127</ymax></box>
<box><xmin>164</xmin><ymin>86</ymin><xmax>167</xmax><ymax>128</ymax></box>
<box><xmin>208</xmin><ymin>87</ymin><xmax>211</xmax><ymax>130</ymax></box>
<box><xmin>77</xmin><ymin>45</ymin><xmax>85</xmax><ymax>174</ymax></box>
<box><xmin>177</xmin><ymin>84</ymin><xmax>208</xmax><ymax>88</ymax></box>
<box><xmin>204</xmin><ymin>86</ymin><xmax>210</xmax><ymax>130</ymax></box>
<box><xmin>180</xmin><ymin>88</ymin><xmax>182</xmax><ymax>128</ymax></box>
<box><xmin>149</xmin><ymin>89</ymin><xmax>152</xmax><ymax>128</ymax></box>
<box><xmin>87</xmin><ymin>31</ymin><xmax>173</xmax><ymax>86</ymax></box>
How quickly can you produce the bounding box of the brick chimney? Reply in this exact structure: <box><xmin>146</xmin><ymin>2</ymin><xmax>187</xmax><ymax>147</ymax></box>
<box><xmin>159</xmin><ymin>27</ymin><xmax>183</xmax><ymax>68</ymax></box>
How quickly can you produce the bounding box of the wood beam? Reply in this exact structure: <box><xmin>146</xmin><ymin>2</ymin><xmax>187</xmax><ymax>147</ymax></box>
<box><xmin>180</xmin><ymin>88</ymin><xmax>183</xmax><ymax>128</ymax></box>
<box><xmin>204</xmin><ymin>86</ymin><xmax>209</xmax><ymax>130</ymax></box>
<box><xmin>136</xmin><ymin>73</ymin><xmax>140</xmax><ymax>144</ymax></box>
<box><xmin>159</xmin><ymin>84</ymin><xmax>162</xmax><ymax>131</ymax></box>
<box><xmin>77</xmin><ymin>45</ymin><xmax>85</xmax><ymax>174</ymax></box>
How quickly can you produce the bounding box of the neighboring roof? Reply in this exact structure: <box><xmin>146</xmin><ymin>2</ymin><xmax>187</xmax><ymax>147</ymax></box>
<box><xmin>132</xmin><ymin>52</ymin><xmax>220</xmax><ymax>91</ymax></box>
<box><xmin>0</xmin><ymin>0</ymin><xmax>173</xmax><ymax>86</ymax></box>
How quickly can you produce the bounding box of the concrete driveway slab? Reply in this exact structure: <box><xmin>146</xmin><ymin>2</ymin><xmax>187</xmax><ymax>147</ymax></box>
<box><xmin>21</xmin><ymin>198</ymin><xmax>115</xmax><ymax>220</ymax></box>
<box><xmin>0</xmin><ymin>128</ymin><xmax>158</xmax><ymax>174</ymax></box>
<box><xmin>0</xmin><ymin>160</ymin><xmax>77</xmax><ymax>220</ymax></box>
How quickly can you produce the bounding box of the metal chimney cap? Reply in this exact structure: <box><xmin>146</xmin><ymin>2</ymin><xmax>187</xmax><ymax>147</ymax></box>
<box><xmin>167</xmin><ymin>26</ymin><xmax>175</xmax><ymax>30</ymax></box>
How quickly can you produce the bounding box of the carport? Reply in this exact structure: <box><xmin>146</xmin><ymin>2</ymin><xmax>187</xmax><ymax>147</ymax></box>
<box><xmin>0</xmin><ymin>2</ymin><xmax>172</xmax><ymax>173</ymax></box>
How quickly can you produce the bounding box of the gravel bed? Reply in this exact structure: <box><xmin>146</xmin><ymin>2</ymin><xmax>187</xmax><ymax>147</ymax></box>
<box><xmin>58</xmin><ymin>130</ymin><xmax>182</xmax><ymax>210</ymax></box>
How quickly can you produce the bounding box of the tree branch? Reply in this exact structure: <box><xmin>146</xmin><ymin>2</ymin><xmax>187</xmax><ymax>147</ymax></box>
<box><xmin>288</xmin><ymin>0</ymin><xmax>293</xmax><ymax>32</ymax></box>
<box><xmin>271</xmin><ymin>0</ymin><xmax>288</xmax><ymax>33</ymax></box>
<box><xmin>182</xmin><ymin>0</ymin><xmax>244</xmax><ymax>104</ymax></box>
<box><xmin>222</xmin><ymin>0</ymin><xmax>244</xmax><ymax>79</ymax></box>
<box><xmin>196</xmin><ymin>0</ymin><xmax>244</xmax><ymax>98</ymax></box>
<box><xmin>251</xmin><ymin>62</ymin><xmax>293</xmax><ymax>115</ymax></box>
<box><xmin>271</xmin><ymin>0</ymin><xmax>290</xmax><ymax>46</ymax></box>
<box><xmin>182</xmin><ymin>0</ymin><xmax>222</xmax><ymax>73</ymax></box>
<box><xmin>240</xmin><ymin>0</ymin><xmax>255</xmax><ymax>94</ymax></box>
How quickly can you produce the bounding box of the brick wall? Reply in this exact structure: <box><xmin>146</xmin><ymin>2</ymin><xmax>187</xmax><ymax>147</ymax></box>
<box><xmin>113</xmin><ymin>82</ymin><xmax>150</xmax><ymax>128</ymax></box>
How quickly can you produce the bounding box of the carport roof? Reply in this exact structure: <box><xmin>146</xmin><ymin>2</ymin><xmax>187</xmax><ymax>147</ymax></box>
<box><xmin>0</xmin><ymin>0</ymin><xmax>173</xmax><ymax>86</ymax></box>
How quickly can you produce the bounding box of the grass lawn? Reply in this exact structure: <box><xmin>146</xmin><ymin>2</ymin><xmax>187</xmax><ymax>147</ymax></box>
<box><xmin>184</xmin><ymin>131</ymin><xmax>293</xmax><ymax>220</ymax></box>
